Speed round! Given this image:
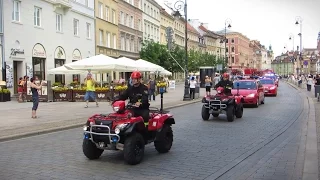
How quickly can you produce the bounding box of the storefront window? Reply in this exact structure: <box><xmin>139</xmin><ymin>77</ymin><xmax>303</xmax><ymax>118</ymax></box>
<box><xmin>32</xmin><ymin>58</ymin><xmax>46</xmax><ymax>80</ymax></box>
<box><xmin>72</xmin><ymin>60</ymin><xmax>80</xmax><ymax>83</ymax></box>
<box><xmin>54</xmin><ymin>59</ymin><xmax>65</xmax><ymax>84</ymax></box>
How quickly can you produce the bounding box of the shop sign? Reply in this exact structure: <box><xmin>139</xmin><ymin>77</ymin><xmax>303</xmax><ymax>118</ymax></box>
<box><xmin>11</xmin><ymin>48</ymin><xmax>24</xmax><ymax>56</ymax></box>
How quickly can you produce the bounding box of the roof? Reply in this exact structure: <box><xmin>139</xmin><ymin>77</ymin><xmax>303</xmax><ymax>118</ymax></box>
<box><xmin>160</xmin><ymin>8</ymin><xmax>174</xmax><ymax>19</ymax></box>
<box><xmin>187</xmin><ymin>23</ymin><xmax>199</xmax><ymax>34</ymax></box>
<box><xmin>199</xmin><ymin>25</ymin><xmax>221</xmax><ymax>38</ymax></box>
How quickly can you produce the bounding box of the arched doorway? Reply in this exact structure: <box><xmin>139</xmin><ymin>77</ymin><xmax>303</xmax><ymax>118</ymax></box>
<box><xmin>54</xmin><ymin>46</ymin><xmax>66</xmax><ymax>84</ymax></box>
<box><xmin>72</xmin><ymin>49</ymin><xmax>82</xmax><ymax>82</ymax></box>
<box><xmin>32</xmin><ymin>43</ymin><xmax>47</xmax><ymax>80</ymax></box>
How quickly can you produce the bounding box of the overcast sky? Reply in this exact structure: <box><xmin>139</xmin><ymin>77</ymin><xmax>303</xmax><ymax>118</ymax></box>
<box><xmin>156</xmin><ymin>0</ymin><xmax>320</xmax><ymax>57</ymax></box>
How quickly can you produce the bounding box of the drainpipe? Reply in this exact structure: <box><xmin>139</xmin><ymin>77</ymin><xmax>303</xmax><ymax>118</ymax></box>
<box><xmin>0</xmin><ymin>0</ymin><xmax>5</xmax><ymax>81</ymax></box>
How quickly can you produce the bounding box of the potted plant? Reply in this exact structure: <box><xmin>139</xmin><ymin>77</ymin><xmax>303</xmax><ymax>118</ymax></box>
<box><xmin>3</xmin><ymin>89</ymin><xmax>11</xmax><ymax>101</ymax></box>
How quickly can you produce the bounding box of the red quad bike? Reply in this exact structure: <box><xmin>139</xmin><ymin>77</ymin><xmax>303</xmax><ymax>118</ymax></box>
<box><xmin>201</xmin><ymin>84</ymin><xmax>244</xmax><ymax>122</ymax></box>
<box><xmin>82</xmin><ymin>92</ymin><xmax>175</xmax><ymax>165</ymax></box>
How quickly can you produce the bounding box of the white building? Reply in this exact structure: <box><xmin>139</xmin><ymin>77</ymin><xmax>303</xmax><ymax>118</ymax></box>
<box><xmin>142</xmin><ymin>0</ymin><xmax>161</xmax><ymax>42</ymax></box>
<box><xmin>2</xmin><ymin>0</ymin><xmax>95</xmax><ymax>94</ymax></box>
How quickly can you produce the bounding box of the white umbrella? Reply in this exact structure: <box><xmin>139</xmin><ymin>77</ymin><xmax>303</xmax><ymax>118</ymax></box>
<box><xmin>136</xmin><ymin>59</ymin><xmax>165</xmax><ymax>72</ymax></box>
<box><xmin>64</xmin><ymin>54</ymin><xmax>137</xmax><ymax>72</ymax></box>
<box><xmin>159</xmin><ymin>69</ymin><xmax>172</xmax><ymax>76</ymax></box>
<box><xmin>48</xmin><ymin>66</ymin><xmax>88</xmax><ymax>75</ymax></box>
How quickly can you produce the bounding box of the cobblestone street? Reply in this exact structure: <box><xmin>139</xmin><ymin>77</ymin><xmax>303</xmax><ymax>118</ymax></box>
<box><xmin>0</xmin><ymin>83</ymin><xmax>310</xmax><ymax>180</ymax></box>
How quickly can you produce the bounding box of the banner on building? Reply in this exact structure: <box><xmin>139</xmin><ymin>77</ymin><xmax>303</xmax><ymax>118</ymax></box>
<box><xmin>5</xmin><ymin>63</ymin><xmax>13</xmax><ymax>88</ymax></box>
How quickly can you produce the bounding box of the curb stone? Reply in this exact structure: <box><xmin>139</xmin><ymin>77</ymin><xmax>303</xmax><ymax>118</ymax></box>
<box><xmin>284</xmin><ymin>81</ymin><xmax>319</xmax><ymax>179</ymax></box>
<box><xmin>0</xmin><ymin>99</ymin><xmax>201</xmax><ymax>142</ymax></box>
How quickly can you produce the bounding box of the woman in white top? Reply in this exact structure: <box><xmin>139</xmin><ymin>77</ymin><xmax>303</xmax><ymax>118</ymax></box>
<box><xmin>189</xmin><ymin>77</ymin><xmax>197</xmax><ymax>100</ymax></box>
<box><xmin>307</xmin><ymin>75</ymin><xmax>313</xmax><ymax>91</ymax></box>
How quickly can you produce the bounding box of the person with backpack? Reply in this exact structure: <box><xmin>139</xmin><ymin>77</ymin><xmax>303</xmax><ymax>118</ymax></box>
<box><xmin>148</xmin><ymin>77</ymin><xmax>156</xmax><ymax>101</ymax></box>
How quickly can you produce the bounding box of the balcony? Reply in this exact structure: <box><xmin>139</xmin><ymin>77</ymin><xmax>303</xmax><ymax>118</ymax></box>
<box><xmin>97</xmin><ymin>45</ymin><xmax>119</xmax><ymax>58</ymax></box>
<box><xmin>53</xmin><ymin>0</ymin><xmax>72</xmax><ymax>12</ymax></box>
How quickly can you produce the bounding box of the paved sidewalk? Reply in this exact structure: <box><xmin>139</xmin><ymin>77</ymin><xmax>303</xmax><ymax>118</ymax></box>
<box><xmin>285</xmin><ymin>80</ymin><xmax>319</xmax><ymax>180</ymax></box>
<box><xmin>0</xmin><ymin>85</ymin><xmax>207</xmax><ymax>141</ymax></box>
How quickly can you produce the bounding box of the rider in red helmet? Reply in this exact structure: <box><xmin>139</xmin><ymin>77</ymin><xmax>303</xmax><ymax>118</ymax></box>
<box><xmin>115</xmin><ymin>71</ymin><xmax>150</xmax><ymax>122</ymax></box>
<box><xmin>214</xmin><ymin>73</ymin><xmax>233</xmax><ymax>95</ymax></box>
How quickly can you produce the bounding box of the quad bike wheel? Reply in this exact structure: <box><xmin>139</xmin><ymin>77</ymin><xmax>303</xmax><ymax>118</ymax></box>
<box><xmin>123</xmin><ymin>133</ymin><xmax>145</xmax><ymax>165</ymax></box>
<box><xmin>201</xmin><ymin>105</ymin><xmax>210</xmax><ymax>120</ymax></box>
<box><xmin>226</xmin><ymin>105</ymin><xmax>235</xmax><ymax>122</ymax></box>
<box><xmin>82</xmin><ymin>139</ymin><xmax>104</xmax><ymax>160</ymax></box>
<box><xmin>235</xmin><ymin>104</ymin><xmax>243</xmax><ymax>118</ymax></box>
<box><xmin>154</xmin><ymin>124</ymin><xmax>173</xmax><ymax>153</ymax></box>
<box><xmin>212</xmin><ymin>113</ymin><xmax>219</xmax><ymax>117</ymax></box>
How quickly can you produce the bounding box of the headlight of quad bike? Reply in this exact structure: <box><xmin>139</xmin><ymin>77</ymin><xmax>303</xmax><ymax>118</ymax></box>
<box><xmin>83</xmin><ymin>125</ymin><xmax>88</xmax><ymax>131</ymax></box>
<box><xmin>115</xmin><ymin>123</ymin><xmax>129</xmax><ymax>134</ymax></box>
<box><xmin>113</xmin><ymin>106</ymin><xmax>120</xmax><ymax>112</ymax></box>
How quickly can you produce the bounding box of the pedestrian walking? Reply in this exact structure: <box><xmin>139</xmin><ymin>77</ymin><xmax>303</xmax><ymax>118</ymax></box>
<box><xmin>189</xmin><ymin>77</ymin><xmax>196</xmax><ymax>100</ymax></box>
<box><xmin>147</xmin><ymin>77</ymin><xmax>156</xmax><ymax>101</ymax></box>
<box><xmin>204</xmin><ymin>75</ymin><xmax>212</xmax><ymax>96</ymax></box>
<box><xmin>30</xmin><ymin>77</ymin><xmax>43</xmax><ymax>118</ymax></box>
<box><xmin>84</xmin><ymin>74</ymin><xmax>99</xmax><ymax>108</ymax></box>
<box><xmin>307</xmin><ymin>75</ymin><xmax>313</xmax><ymax>91</ymax></box>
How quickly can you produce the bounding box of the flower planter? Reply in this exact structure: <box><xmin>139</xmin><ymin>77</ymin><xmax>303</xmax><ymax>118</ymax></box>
<box><xmin>0</xmin><ymin>93</ymin><xmax>4</xmax><ymax>102</ymax></box>
<box><xmin>53</xmin><ymin>90</ymin><xmax>71</xmax><ymax>101</ymax></box>
<box><xmin>4</xmin><ymin>93</ymin><xmax>11</xmax><ymax>101</ymax></box>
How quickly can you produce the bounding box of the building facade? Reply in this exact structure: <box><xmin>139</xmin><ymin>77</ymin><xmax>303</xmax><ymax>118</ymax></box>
<box><xmin>118</xmin><ymin>0</ymin><xmax>143</xmax><ymax>59</ymax></box>
<box><xmin>159</xmin><ymin>8</ymin><xmax>174</xmax><ymax>45</ymax></box>
<box><xmin>0</xmin><ymin>0</ymin><xmax>3</xmax><ymax>81</ymax></box>
<box><xmin>186</xmin><ymin>23</ymin><xmax>200</xmax><ymax>51</ymax></box>
<box><xmin>226</xmin><ymin>32</ymin><xmax>251</xmax><ymax>69</ymax></box>
<box><xmin>142</xmin><ymin>0</ymin><xmax>161</xmax><ymax>42</ymax></box>
<box><xmin>95</xmin><ymin>0</ymin><xmax>119</xmax><ymax>58</ymax></box>
<box><xmin>3</xmin><ymin>0</ymin><xmax>95</xmax><ymax>94</ymax></box>
<box><xmin>173</xmin><ymin>17</ymin><xmax>185</xmax><ymax>47</ymax></box>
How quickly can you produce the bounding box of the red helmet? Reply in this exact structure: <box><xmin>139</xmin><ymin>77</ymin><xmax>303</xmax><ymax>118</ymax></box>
<box><xmin>131</xmin><ymin>71</ymin><xmax>142</xmax><ymax>79</ymax></box>
<box><xmin>223</xmin><ymin>73</ymin><xmax>229</xmax><ymax>79</ymax></box>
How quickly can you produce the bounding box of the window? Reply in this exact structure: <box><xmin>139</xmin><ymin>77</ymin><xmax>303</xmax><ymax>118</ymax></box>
<box><xmin>226</xmin><ymin>39</ymin><xmax>228</xmax><ymax>43</ymax></box>
<box><xmin>33</xmin><ymin>58</ymin><xmax>46</xmax><ymax>80</ymax></box>
<box><xmin>231</xmin><ymin>47</ymin><xmax>235</xmax><ymax>52</ymax></box>
<box><xmin>105</xmin><ymin>6</ymin><xmax>109</xmax><ymax>21</ymax></box>
<box><xmin>121</xmin><ymin>36</ymin><xmax>125</xmax><ymax>50</ymax></box>
<box><xmin>56</xmin><ymin>14</ymin><xmax>62</xmax><ymax>32</ymax></box>
<box><xmin>232</xmin><ymin>56</ymin><xmax>235</xmax><ymax>63</ymax></box>
<box><xmin>34</xmin><ymin>7</ymin><xmax>42</xmax><ymax>26</ymax></box>
<box><xmin>112</xmin><ymin>10</ymin><xmax>116</xmax><ymax>23</ymax></box>
<box><xmin>73</xmin><ymin>19</ymin><xmax>79</xmax><ymax>36</ymax></box>
<box><xmin>113</xmin><ymin>34</ymin><xmax>117</xmax><ymax>49</ymax></box>
<box><xmin>98</xmin><ymin>2</ymin><xmax>103</xmax><ymax>18</ymax></box>
<box><xmin>131</xmin><ymin>39</ymin><xmax>135</xmax><ymax>52</ymax></box>
<box><xmin>138</xmin><ymin>0</ymin><xmax>141</xmax><ymax>9</ymax></box>
<box><xmin>151</xmin><ymin>8</ymin><xmax>153</xmax><ymax>16</ymax></box>
<box><xmin>86</xmin><ymin>23</ymin><xmax>91</xmax><ymax>38</ymax></box>
<box><xmin>126</xmin><ymin>14</ymin><xmax>129</xmax><ymax>26</ymax></box>
<box><xmin>144</xmin><ymin>4</ymin><xmax>146</xmax><ymax>11</ymax></box>
<box><xmin>120</xmin><ymin>12</ymin><xmax>124</xmax><ymax>24</ymax></box>
<box><xmin>226</xmin><ymin>48</ymin><xmax>229</xmax><ymax>52</ymax></box>
<box><xmin>231</xmin><ymin>38</ymin><xmax>234</xmax><ymax>43</ymax></box>
<box><xmin>12</xmin><ymin>0</ymin><xmax>20</xmax><ymax>22</ymax></box>
<box><xmin>138</xmin><ymin>19</ymin><xmax>141</xmax><ymax>31</ymax></box>
<box><xmin>54</xmin><ymin>59</ymin><xmax>65</xmax><ymax>84</ymax></box>
<box><xmin>106</xmin><ymin>32</ymin><xmax>110</xmax><ymax>47</ymax></box>
<box><xmin>99</xmin><ymin>30</ymin><xmax>103</xmax><ymax>45</ymax></box>
<box><xmin>130</xmin><ymin>16</ymin><xmax>134</xmax><ymax>28</ymax></box>
<box><xmin>72</xmin><ymin>60</ymin><xmax>80</xmax><ymax>82</ymax></box>
<box><xmin>126</xmin><ymin>38</ymin><xmax>130</xmax><ymax>51</ymax></box>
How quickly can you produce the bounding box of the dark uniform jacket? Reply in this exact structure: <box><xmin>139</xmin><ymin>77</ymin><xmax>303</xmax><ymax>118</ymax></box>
<box><xmin>117</xmin><ymin>83</ymin><xmax>150</xmax><ymax>109</ymax></box>
<box><xmin>214</xmin><ymin>80</ymin><xmax>233</xmax><ymax>94</ymax></box>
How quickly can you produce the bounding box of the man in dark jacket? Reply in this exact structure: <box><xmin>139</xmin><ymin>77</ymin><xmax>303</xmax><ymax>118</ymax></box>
<box><xmin>115</xmin><ymin>71</ymin><xmax>150</xmax><ymax>122</ymax></box>
<box><xmin>214</xmin><ymin>73</ymin><xmax>233</xmax><ymax>95</ymax></box>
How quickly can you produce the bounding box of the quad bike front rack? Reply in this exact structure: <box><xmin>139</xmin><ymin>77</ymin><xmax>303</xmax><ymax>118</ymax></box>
<box><xmin>84</xmin><ymin>124</ymin><xmax>121</xmax><ymax>146</ymax></box>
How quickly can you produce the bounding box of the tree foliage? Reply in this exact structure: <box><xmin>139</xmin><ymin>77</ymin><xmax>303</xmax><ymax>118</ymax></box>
<box><xmin>139</xmin><ymin>40</ymin><xmax>225</xmax><ymax>73</ymax></box>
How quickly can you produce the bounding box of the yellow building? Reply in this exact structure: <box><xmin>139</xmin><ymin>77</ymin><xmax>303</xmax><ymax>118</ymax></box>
<box><xmin>174</xmin><ymin>17</ymin><xmax>185</xmax><ymax>48</ymax></box>
<box><xmin>160</xmin><ymin>8</ymin><xmax>174</xmax><ymax>45</ymax></box>
<box><xmin>95</xmin><ymin>0</ymin><xmax>119</xmax><ymax>80</ymax></box>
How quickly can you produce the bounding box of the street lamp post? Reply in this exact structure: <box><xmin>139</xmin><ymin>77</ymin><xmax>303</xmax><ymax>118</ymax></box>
<box><xmin>289</xmin><ymin>33</ymin><xmax>295</xmax><ymax>52</ymax></box>
<box><xmin>170</xmin><ymin>0</ymin><xmax>190</xmax><ymax>100</ymax></box>
<box><xmin>220</xmin><ymin>19</ymin><xmax>232</xmax><ymax>69</ymax></box>
<box><xmin>295</xmin><ymin>16</ymin><xmax>303</xmax><ymax>62</ymax></box>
